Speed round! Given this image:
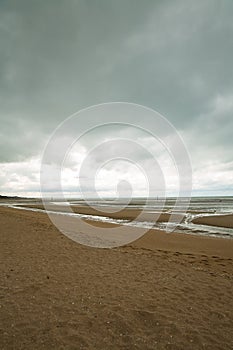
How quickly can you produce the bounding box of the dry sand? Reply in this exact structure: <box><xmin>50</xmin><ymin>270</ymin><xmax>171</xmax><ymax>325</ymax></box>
<box><xmin>0</xmin><ymin>206</ymin><xmax>233</xmax><ymax>349</ymax></box>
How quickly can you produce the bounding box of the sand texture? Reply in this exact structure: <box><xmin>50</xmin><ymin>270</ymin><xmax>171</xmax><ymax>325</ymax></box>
<box><xmin>0</xmin><ymin>206</ymin><xmax>233</xmax><ymax>350</ymax></box>
<box><xmin>192</xmin><ymin>214</ymin><xmax>233</xmax><ymax>228</ymax></box>
<box><xmin>23</xmin><ymin>203</ymin><xmax>185</xmax><ymax>223</ymax></box>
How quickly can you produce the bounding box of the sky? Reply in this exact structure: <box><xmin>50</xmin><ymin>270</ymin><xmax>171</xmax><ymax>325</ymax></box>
<box><xmin>0</xmin><ymin>0</ymin><xmax>233</xmax><ymax>198</ymax></box>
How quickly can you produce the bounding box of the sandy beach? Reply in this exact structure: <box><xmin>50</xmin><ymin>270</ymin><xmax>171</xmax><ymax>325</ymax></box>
<box><xmin>193</xmin><ymin>214</ymin><xmax>233</xmax><ymax>229</ymax></box>
<box><xmin>1</xmin><ymin>0</ymin><xmax>233</xmax><ymax>348</ymax></box>
<box><xmin>20</xmin><ymin>203</ymin><xmax>185</xmax><ymax>223</ymax></box>
<box><xmin>1</xmin><ymin>206</ymin><xmax>233</xmax><ymax>349</ymax></box>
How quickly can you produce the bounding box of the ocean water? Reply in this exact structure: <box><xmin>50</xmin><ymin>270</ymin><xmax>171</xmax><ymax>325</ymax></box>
<box><xmin>3</xmin><ymin>196</ymin><xmax>233</xmax><ymax>239</ymax></box>
<box><xmin>69</xmin><ymin>196</ymin><xmax>233</xmax><ymax>213</ymax></box>
<box><xmin>67</xmin><ymin>197</ymin><xmax>233</xmax><ymax>238</ymax></box>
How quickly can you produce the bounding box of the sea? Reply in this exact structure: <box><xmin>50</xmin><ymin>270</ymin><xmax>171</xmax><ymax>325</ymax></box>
<box><xmin>3</xmin><ymin>196</ymin><xmax>233</xmax><ymax>239</ymax></box>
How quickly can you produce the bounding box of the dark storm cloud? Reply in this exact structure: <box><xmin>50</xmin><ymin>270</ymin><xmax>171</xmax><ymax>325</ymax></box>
<box><xmin>0</xmin><ymin>0</ymin><xmax>233</xmax><ymax>194</ymax></box>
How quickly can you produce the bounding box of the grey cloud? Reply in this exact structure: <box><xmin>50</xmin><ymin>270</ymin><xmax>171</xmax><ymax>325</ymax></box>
<box><xmin>0</xmin><ymin>0</ymin><xmax>233</xmax><ymax>195</ymax></box>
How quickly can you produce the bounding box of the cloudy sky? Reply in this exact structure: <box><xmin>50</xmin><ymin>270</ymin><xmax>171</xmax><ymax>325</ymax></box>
<box><xmin>0</xmin><ymin>0</ymin><xmax>233</xmax><ymax>198</ymax></box>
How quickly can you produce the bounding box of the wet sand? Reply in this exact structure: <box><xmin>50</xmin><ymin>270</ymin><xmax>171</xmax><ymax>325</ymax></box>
<box><xmin>192</xmin><ymin>213</ymin><xmax>233</xmax><ymax>229</ymax></box>
<box><xmin>22</xmin><ymin>203</ymin><xmax>185</xmax><ymax>223</ymax></box>
<box><xmin>0</xmin><ymin>206</ymin><xmax>233</xmax><ymax>349</ymax></box>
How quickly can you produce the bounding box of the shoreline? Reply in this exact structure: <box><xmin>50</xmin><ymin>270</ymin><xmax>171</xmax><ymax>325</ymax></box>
<box><xmin>193</xmin><ymin>213</ymin><xmax>233</xmax><ymax>229</ymax></box>
<box><xmin>1</xmin><ymin>206</ymin><xmax>233</xmax><ymax>258</ymax></box>
<box><xmin>7</xmin><ymin>202</ymin><xmax>233</xmax><ymax>241</ymax></box>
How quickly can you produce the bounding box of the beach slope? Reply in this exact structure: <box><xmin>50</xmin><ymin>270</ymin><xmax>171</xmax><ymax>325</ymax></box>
<box><xmin>0</xmin><ymin>207</ymin><xmax>233</xmax><ymax>349</ymax></box>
